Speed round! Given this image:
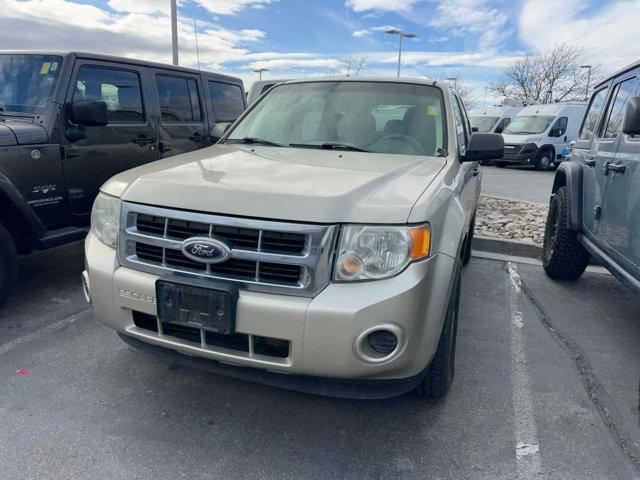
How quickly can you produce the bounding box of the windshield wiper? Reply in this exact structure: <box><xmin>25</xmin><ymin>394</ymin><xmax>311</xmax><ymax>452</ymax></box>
<box><xmin>224</xmin><ymin>137</ymin><xmax>285</xmax><ymax>147</ymax></box>
<box><xmin>289</xmin><ymin>142</ymin><xmax>370</xmax><ymax>153</ymax></box>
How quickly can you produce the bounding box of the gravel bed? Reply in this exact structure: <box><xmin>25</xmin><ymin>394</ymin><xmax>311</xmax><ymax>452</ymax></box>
<box><xmin>476</xmin><ymin>195</ymin><xmax>549</xmax><ymax>246</ymax></box>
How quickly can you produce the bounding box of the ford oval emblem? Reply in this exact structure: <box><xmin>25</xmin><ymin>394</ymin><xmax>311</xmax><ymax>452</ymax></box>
<box><xmin>181</xmin><ymin>237</ymin><xmax>231</xmax><ymax>264</ymax></box>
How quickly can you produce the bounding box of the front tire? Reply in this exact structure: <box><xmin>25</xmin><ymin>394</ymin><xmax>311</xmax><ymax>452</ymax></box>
<box><xmin>542</xmin><ymin>186</ymin><xmax>590</xmax><ymax>280</ymax></box>
<box><xmin>462</xmin><ymin>215</ymin><xmax>475</xmax><ymax>266</ymax></box>
<box><xmin>414</xmin><ymin>262</ymin><xmax>461</xmax><ymax>399</ymax></box>
<box><xmin>535</xmin><ymin>150</ymin><xmax>552</xmax><ymax>171</ymax></box>
<box><xmin>0</xmin><ymin>223</ymin><xmax>17</xmax><ymax>308</ymax></box>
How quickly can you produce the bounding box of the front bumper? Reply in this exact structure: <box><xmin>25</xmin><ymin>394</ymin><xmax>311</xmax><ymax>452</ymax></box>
<box><xmin>85</xmin><ymin>232</ymin><xmax>455</xmax><ymax>389</ymax></box>
<box><xmin>496</xmin><ymin>143</ymin><xmax>538</xmax><ymax>165</ymax></box>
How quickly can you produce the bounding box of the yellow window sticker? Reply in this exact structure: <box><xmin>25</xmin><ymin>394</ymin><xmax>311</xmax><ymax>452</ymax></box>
<box><xmin>40</xmin><ymin>62</ymin><xmax>51</xmax><ymax>75</ymax></box>
<box><xmin>427</xmin><ymin>106</ymin><xmax>438</xmax><ymax>116</ymax></box>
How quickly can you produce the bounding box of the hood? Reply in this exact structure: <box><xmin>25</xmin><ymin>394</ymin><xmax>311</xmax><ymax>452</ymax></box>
<box><xmin>104</xmin><ymin>145</ymin><xmax>446</xmax><ymax>224</ymax></box>
<box><xmin>502</xmin><ymin>133</ymin><xmax>543</xmax><ymax>145</ymax></box>
<box><xmin>0</xmin><ymin>119</ymin><xmax>48</xmax><ymax>145</ymax></box>
<box><xmin>0</xmin><ymin>124</ymin><xmax>16</xmax><ymax>147</ymax></box>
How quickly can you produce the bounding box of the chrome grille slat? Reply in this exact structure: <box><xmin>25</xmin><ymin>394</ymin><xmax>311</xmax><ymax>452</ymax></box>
<box><xmin>119</xmin><ymin>202</ymin><xmax>339</xmax><ymax>297</ymax></box>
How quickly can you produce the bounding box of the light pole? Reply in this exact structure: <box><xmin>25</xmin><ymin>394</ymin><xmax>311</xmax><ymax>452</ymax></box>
<box><xmin>385</xmin><ymin>29</ymin><xmax>417</xmax><ymax>77</ymax></box>
<box><xmin>253</xmin><ymin>68</ymin><xmax>268</xmax><ymax>81</ymax></box>
<box><xmin>170</xmin><ymin>0</ymin><xmax>179</xmax><ymax>66</ymax></box>
<box><xmin>580</xmin><ymin>65</ymin><xmax>592</xmax><ymax>102</ymax></box>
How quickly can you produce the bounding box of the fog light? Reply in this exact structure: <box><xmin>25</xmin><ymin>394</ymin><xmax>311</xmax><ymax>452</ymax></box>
<box><xmin>367</xmin><ymin>330</ymin><xmax>398</xmax><ymax>354</ymax></box>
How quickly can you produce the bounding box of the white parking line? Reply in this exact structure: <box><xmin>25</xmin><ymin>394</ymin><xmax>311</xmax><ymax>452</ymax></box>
<box><xmin>507</xmin><ymin>262</ymin><xmax>542</xmax><ymax>478</ymax></box>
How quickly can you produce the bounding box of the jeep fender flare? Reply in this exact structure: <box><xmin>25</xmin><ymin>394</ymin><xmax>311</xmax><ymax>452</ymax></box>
<box><xmin>0</xmin><ymin>173</ymin><xmax>47</xmax><ymax>237</ymax></box>
<box><xmin>551</xmin><ymin>161</ymin><xmax>583</xmax><ymax>230</ymax></box>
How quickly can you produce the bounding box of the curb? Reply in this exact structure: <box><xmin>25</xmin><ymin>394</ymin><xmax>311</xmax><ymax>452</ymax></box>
<box><xmin>473</xmin><ymin>235</ymin><xmax>542</xmax><ymax>259</ymax></box>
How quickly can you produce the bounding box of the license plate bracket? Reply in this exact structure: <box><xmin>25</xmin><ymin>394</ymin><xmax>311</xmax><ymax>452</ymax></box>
<box><xmin>156</xmin><ymin>277</ymin><xmax>238</xmax><ymax>334</ymax></box>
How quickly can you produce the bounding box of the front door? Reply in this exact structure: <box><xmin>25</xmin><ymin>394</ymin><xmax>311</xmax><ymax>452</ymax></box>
<box><xmin>577</xmin><ymin>86</ymin><xmax>611</xmax><ymax>234</ymax></box>
<box><xmin>598</xmin><ymin>74</ymin><xmax>640</xmax><ymax>266</ymax></box>
<box><xmin>151</xmin><ymin>70</ymin><xmax>210</xmax><ymax>158</ymax></box>
<box><xmin>61</xmin><ymin>61</ymin><xmax>159</xmax><ymax>217</ymax></box>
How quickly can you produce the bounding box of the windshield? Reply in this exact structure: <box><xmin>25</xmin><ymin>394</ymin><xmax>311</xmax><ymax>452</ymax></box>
<box><xmin>470</xmin><ymin>116</ymin><xmax>499</xmax><ymax>132</ymax></box>
<box><xmin>503</xmin><ymin>115</ymin><xmax>555</xmax><ymax>135</ymax></box>
<box><xmin>227</xmin><ymin>81</ymin><xmax>446</xmax><ymax>156</ymax></box>
<box><xmin>0</xmin><ymin>54</ymin><xmax>62</xmax><ymax>114</ymax></box>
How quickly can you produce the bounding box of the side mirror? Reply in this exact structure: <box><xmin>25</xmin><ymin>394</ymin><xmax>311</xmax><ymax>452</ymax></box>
<box><xmin>70</xmin><ymin>100</ymin><xmax>108</xmax><ymax>127</ymax></box>
<box><xmin>623</xmin><ymin>96</ymin><xmax>640</xmax><ymax>135</ymax></box>
<box><xmin>211</xmin><ymin>122</ymin><xmax>232</xmax><ymax>142</ymax></box>
<box><xmin>461</xmin><ymin>132</ymin><xmax>504</xmax><ymax>163</ymax></box>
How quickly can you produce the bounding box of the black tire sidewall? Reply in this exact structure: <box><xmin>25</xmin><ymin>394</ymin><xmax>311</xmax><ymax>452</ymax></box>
<box><xmin>536</xmin><ymin>150</ymin><xmax>552</xmax><ymax>170</ymax></box>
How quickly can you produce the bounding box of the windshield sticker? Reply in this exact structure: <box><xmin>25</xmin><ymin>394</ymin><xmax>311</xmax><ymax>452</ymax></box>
<box><xmin>40</xmin><ymin>62</ymin><xmax>52</xmax><ymax>75</ymax></box>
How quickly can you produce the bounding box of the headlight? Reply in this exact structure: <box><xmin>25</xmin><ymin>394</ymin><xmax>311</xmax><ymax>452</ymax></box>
<box><xmin>90</xmin><ymin>193</ymin><xmax>121</xmax><ymax>248</ymax></box>
<box><xmin>334</xmin><ymin>224</ymin><xmax>430</xmax><ymax>281</ymax></box>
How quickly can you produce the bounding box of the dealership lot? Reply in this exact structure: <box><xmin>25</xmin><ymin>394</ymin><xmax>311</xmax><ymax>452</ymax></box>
<box><xmin>1</xmin><ymin>243</ymin><xmax>639</xmax><ymax>479</ymax></box>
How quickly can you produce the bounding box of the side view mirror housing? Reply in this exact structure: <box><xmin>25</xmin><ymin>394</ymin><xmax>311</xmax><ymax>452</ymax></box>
<box><xmin>623</xmin><ymin>96</ymin><xmax>640</xmax><ymax>135</ymax></box>
<box><xmin>461</xmin><ymin>132</ymin><xmax>504</xmax><ymax>163</ymax></box>
<box><xmin>70</xmin><ymin>100</ymin><xmax>108</xmax><ymax>127</ymax></box>
<box><xmin>211</xmin><ymin>122</ymin><xmax>232</xmax><ymax>142</ymax></box>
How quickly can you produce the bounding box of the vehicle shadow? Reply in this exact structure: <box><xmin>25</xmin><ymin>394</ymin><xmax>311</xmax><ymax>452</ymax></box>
<box><xmin>0</xmin><ymin>241</ymin><xmax>87</xmax><ymax>337</ymax></box>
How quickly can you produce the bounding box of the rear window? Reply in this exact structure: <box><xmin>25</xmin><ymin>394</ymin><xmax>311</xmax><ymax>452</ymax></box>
<box><xmin>208</xmin><ymin>81</ymin><xmax>245</xmax><ymax>123</ymax></box>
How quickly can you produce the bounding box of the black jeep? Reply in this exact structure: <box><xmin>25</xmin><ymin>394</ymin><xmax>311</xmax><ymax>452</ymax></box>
<box><xmin>0</xmin><ymin>51</ymin><xmax>245</xmax><ymax>306</ymax></box>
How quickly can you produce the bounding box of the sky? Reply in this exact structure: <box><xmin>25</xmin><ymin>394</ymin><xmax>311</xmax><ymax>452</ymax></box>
<box><xmin>1</xmin><ymin>0</ymin><xmax>639</xmax><ymax>106</ymax></box>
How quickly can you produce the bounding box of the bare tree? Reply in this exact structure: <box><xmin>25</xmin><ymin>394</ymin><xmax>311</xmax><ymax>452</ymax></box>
<box><xmin>489</xmin><ymin>44</ymin><xmax>602</xmax><ymax>105</ymax></box>
<box><xmin>339</xmin><ymin>54</ymin><xmax>368</xmax><ymax>76</ymax></box>
<box><xmin>428</xmin><ymin>73</ymin><xmax>475</xmax><ymax>108</ymax></box>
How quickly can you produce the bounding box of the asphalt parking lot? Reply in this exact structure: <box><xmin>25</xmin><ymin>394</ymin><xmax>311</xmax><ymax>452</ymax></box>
<box><xmin>1</xmin><ymin>243</ymin><xmax>640</xmax><ymax>480</ymax></box>
<box><xmin>481</xmin><ymin>165</ymin><xmax>555</xmax><ymax>205</ymax></box>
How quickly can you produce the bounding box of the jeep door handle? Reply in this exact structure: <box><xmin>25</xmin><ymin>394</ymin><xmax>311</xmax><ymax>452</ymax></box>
<box><xmin>159</xmin><ymin>141</ymin><xmax>172</xmax><ymax>153</ymax></box>
<box><xmin>133</xmin><ymin>135</ymin><xmax>156</xmax><ymax>147</ymax></box>
<box><xmin>604</xmin><ymin>161</ymin><xmax>626</xmax><ymax>175</ymax></box>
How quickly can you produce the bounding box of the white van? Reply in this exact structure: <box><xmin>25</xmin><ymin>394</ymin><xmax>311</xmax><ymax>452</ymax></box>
<box><xmin>469</xmin><ymin>106</ymin><xmax>521</xmax><ymax>134</ymax></box>
<box><xmin>247</xmin><ymin>79</ymin><xmax>291</xmax><ymax>104</ymax></box>
<box><xmin>497</xmin><ymin>103</ymin><xmax>587</xmax><ymax>170</ymax></box>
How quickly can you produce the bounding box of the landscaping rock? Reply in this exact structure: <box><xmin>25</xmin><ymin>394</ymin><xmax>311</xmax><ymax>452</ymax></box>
<box><xmin>476</xmin><ymin>196</ymin><xmax>548</xmax><ymax>246</ymax></box>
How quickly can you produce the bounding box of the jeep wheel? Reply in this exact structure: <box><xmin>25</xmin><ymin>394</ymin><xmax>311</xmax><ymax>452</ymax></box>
<box><xmin>462</xmin><ymin>214</ymin><xmax>475</xmax><ymax>266</ymax></box>
<box><xmin>0</xmin><ymin>222</ymin><xmax>17</xmax><ymax>308</ymax></box>
<box><xmin>414</xmin><ymin>261</ymin><xmax>461</xmax><ymax>399</ymax></box>
<box><xmin>535</xmin><ymin>151</ymin><xmax>552</xmax><ymax>171</ymax></box>
<box><xmin>542</xmin><ymin>186</ymin><xmax>590</xmax><ymax>280</ymax></box>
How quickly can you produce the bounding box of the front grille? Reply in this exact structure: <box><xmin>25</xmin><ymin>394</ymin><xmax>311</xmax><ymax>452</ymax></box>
<box><xmin>137</xmin><ymin>214</ymin><xmax>302</xmax><ymax>253</ymax></box>
<box><xmin>132</xmin><ymin>311</ymin><xmax>290</xmax><ymax>358</ymax></box>
<box><xmin>134</xmin><ymin>243</ymin><xmax>302</xmax><ymax>284</ymax></box>
<box><xmin>120</xmin><ymin>203</ymin><xmax>338</xmax><ymax>296</ymax></box>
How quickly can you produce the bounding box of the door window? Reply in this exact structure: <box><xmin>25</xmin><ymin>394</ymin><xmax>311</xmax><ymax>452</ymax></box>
<box><xmin>73</xmin><ymin>66</ymin><xmax>144</xmax><ymax>123</ymax></box>
<box><xmin>579</xmin><ymin>88</ymin><xmax>609</xmax><ymax>140</ymax></box>
<box><xmin>156</xmin><ymin>75</ymin><xmax>202</xmax><ymax>123</ymax></box>
<box><xmin>208</xmin><ymin>81</ymin><xmax>245</xmax><ymax>123</ymax></box>
<box><xmin>601</xmin><ymin>77</ymin><xmax>637</xmax><ymax>139</ymax></box>
<box><xmin>452</xmin><ymin>96</ymin><xmax>468</xmax><ymax>154</ymax></box>
<box><xmin>550</xmin><ymin>117</ymin><xmax>568</xmax><ymax>136</ymax></box>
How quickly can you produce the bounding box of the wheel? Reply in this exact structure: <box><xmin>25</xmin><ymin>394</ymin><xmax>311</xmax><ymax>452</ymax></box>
<box><xmin>535</xmin><ymin>150</ymin><xmax>552</xmax><ymax>171</ymax></box>
<box><xmin>462</xmin><ymin>214</ymin><xmax>475</xmax><ymax>266</ymax></box>
<box><xmin>0</xmin><ymin>222</ymin><xmax>17</xmax><ymax>308</ymax></box>
<box><xmin>413</xmin><ymin>262</ymin><xmax>461</xmax><ymax>399</ymax></box>
<box><xmin>542</xmin><ymin>187</ymin><xmax>590</xmax><ymax>280</ymax></box>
